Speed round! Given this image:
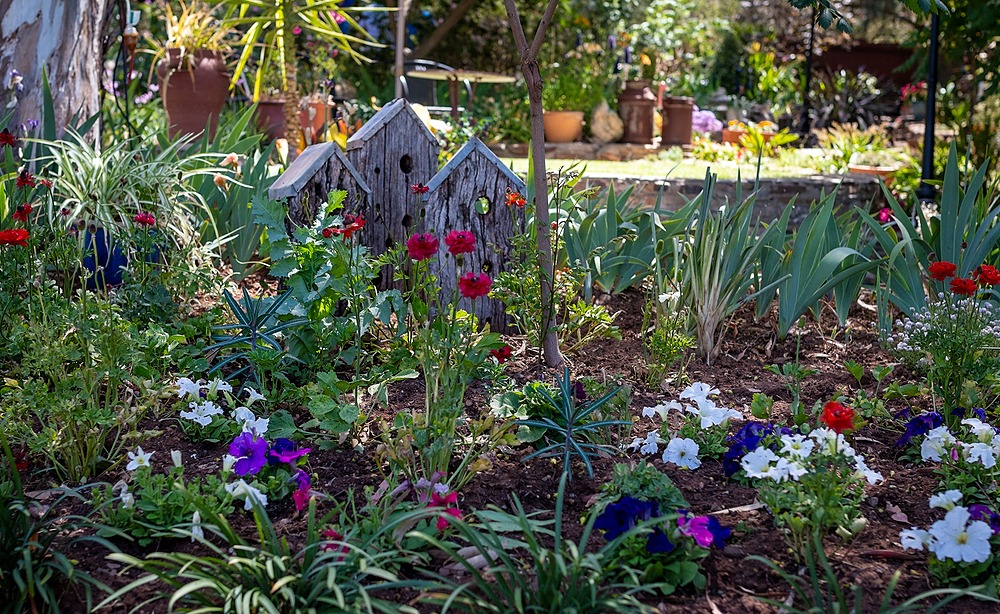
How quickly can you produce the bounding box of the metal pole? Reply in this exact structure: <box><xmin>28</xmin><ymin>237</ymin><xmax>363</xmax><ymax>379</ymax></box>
<box><xmin>801</xmin><ymin>5</ymin><xmax>816</xmax><ymax>136</ymax></box>
<box><xmin>916</xmin><ymin>12</ymin><xmax>940</xmax><ymax>202</ymax></box>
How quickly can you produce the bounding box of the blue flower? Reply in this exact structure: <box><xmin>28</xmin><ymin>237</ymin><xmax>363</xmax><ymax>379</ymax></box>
<box><xmin>645</xmin><ymin>527</ymin><xmax>675</xmax><ymax>553</ymax></box>
<box><xmin>594</xmin><ymin>497</ymin><xmax>659</xmax><ymax>541</ymax></box>
<box><xmin>723</xmin><ymin>422</ymin><xmax>784</xmax><ymax>477</ymax></box>
<box><xmin>706</xmin><ymin>516</ymin><xmax>731</xmax><ymax>548</ymax></box>
<box><xmin>895</xmin><ymin>412</ymin><xmax>943</xmax><ymax>447</ymax></box>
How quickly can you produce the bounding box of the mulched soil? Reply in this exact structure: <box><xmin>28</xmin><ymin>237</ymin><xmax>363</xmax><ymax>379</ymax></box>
<box><xmin>33</xmin><ymin>286</ymin><xmax>992</xmax><ymax>613</ymax></box>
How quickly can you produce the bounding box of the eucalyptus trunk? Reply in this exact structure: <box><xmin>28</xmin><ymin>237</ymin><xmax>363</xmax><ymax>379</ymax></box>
<box><xmin>281</xmin><ymin>18</ymin><xmax>300</xmax><ymax>158</ymax></box>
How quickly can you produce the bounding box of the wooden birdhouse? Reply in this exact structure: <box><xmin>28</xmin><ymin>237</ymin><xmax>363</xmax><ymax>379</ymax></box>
<box><xmin>268</xmin><ymin>141</ymin><xmax>370</xmax><ymax>232</ymax></box>
<box><xmin>422</xmin><ymin>137</ymin><xmax>527</xmax><ymax>332</ymax></box>
<box><xmin>346</xmin><ymin>99</ymin><xmax>439</xmax><ymax>287</ymax></box>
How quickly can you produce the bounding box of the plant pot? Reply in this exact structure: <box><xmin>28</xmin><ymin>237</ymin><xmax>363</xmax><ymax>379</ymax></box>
<box><xmin>661</xmin><ymin>95</ymin><xmax>694</xmax><ymax>146</ymax></box>
<box><xmin>298</xmin><ymin>100</ymin><xmax>329</xmax><ymax>141</ymax></box>
<box><xmin>255</xmin><ymin>99</ymin><xmax>287</xmax><ymax>140</ymax></box>
<box><xmin>847</xmin><ymin>164</ymin><xmax>897</xmax><ymax>179</ymax></box>
<box><xmin>543</xmin><ymin>110</ymin><xmax>584</xmax><ymax>143</ymax></box>
<box><xmin>157</xmin><ymin>49</ymin><xmax>229</xmax><ymax>139</ymax></box>
<box><xmin>722</xmin><ymin>128</ymin><xmax>775</xmax><ymax>145</ymax></box>
<box><xmin>618</xmin><ymin>80</ymin><xmax>657</xmax><ymax>144</ymax></box>
<box><xmin>81</xmin><ymin>227</ymin><xmax>164</xmax><ymax>290</ymax></box>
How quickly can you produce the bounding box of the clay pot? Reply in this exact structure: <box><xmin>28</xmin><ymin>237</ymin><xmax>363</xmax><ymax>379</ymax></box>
<box><xmin>618</xmin><ymin>80</ymin><xmax>657</xmax><ymax>144</ymax></box>
<box><xmin>255</xmin><ymin>99</ymin><xmax>287</xmax><ymax>140</ymax></box>
<box><xmin>157</xmin><ymin>49</ymin><xmax>229</xmax><ymax>139</ymax></box>
<box><xmin>661</xmin><ymin>95</ymin><xmax>695</xmax><ymax>146</ymax></box>
<box><xmin>542</xmin><ymin>110</ymin><xmax>584</xmax><ymax>143</ymax></box>
<box><xmin>847</xmin><ymin>164</ymin><xmax>896</xmax><ymax>179</ymax></box>
<box><xmin>297</xmin><ymin>100</ymin><xmax>329</xmax><ymax>142</ymax></box>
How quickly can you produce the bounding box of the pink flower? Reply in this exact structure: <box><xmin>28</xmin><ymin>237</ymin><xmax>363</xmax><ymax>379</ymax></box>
<box><xmin>677</xmin><ymin>515</ymin><xmax>714</xmax><ymax>548</ymax></box>
<box><xmin>877</xmin><ymin>207</ymin><xmax>892</xmax><ymax>223</ymax></box>
<box><xmin>444</xmin><ymin>230</ymin><xmax>475</xmax><ymax>256</ymax></box>
<box><xmin>431</xmin><ymin>490</ymin><xmax>461</xmax><ymax>531</ymax></box>
<box><xmin>458</xmin><ymin>272</ymin><xmax>492</xmax><ymax>299</ymax></box>
<box><xmin>406</xmin><ymin>233</ymin><xmax>438</xmax><ymax>261</ymax></box>
<box><xmin>133</xmin><ymin>211</ymin><xmax>156</xmax><ymax>227</ymax></box>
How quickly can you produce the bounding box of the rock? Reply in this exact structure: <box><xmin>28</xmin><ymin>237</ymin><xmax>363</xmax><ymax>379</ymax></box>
<box><xmin>589</xmin><ymin>100</ymin><xmax>624</xmax><ymax>144</ymax></box>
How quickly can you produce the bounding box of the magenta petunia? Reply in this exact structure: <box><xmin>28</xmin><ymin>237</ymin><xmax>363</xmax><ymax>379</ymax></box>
<box><xmin>229</xmin><ymin>432</ymin><xmax>269</xmax><ymax>477</ymax></box>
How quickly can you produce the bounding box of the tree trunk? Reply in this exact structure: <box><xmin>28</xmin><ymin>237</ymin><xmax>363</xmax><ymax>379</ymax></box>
<box><xmin>0</xmin><ymin>0</ymin><xmax>113</xmax><ymax>133</ymax></box>
<box><xmin>503</xmin><ymin>0</ymin><xmax>562</xmax><ymax>368</ymax></box>
<box><xmin>282</xmin><ymin>22</ymin><xmax>301</xmax><ymax>159</ymax></box>
<box><xmin>412</xmin><ymin>0</ymin><xmax>475</xmax><ymax>59</ymax></box>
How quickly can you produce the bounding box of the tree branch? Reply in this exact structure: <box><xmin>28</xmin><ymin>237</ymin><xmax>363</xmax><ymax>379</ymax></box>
<box><xmin>412</xmin><ymin>0</ymin><xmax>475</xmax><ymax>58</ymax></box>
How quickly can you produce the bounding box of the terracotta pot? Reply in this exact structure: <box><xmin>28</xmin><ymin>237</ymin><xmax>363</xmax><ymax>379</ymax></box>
<box><xmin>157</xmin><ymin>49</ymin><xmax>229</xmax><ymax>138</ymax></box>
<box><xmin>847</xmin><ymin>164</ymin><xmax>896</xmax><ymax>179</ymax></box>
<box><xmin>722</xmin><ymin>128</ymin><xmax>775</xmax><ymax>145</ymax></box>
<box><xmin>297</xmin><ymin>100</ymin><xmax>329</xmax><ymax>140</ymax></box>
<box><xmin>255</xmin><ymin>99</ymin><xmax>287</xmax><ymax>140</ymax></box>
<box><xmin>542</xmin><ymin>110</ymin><xmax>584</xmax><ymax>143</ymax></box>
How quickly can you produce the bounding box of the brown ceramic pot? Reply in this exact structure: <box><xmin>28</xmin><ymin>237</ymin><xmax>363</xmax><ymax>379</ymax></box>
<box><xmin>157</xmin><ymin>49</ymin><xmax>229</xmax><ymax>138</ymax></box>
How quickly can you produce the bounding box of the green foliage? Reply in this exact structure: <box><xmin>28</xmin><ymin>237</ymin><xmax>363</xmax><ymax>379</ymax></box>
<box><xmin>516</xmin><ymin>367</ymin><xmax>631</xmax><ymax>479</ymax></box>
<box><xmin>738</xmin><ymin>125</ymin><xmax>798</xmax><ymax>158</ymax></box>
<box><xmin>815</xmin><ymin>122</ymin><xmax>893</xmax><ymax>173</ymax></box>
<box><xmin>598</xmin><ymin>461</ymin><xmax>689</xmax><ymax>513</ymax></box>
<box><xmin>766</xmin><ymin>337</ymin><xmax>817</xmax><ymax>425</ymax></box>
<box><xmin>812</xmin><ymin>69</ymin><xmax>893</xmax><ymax>130</ymax></box>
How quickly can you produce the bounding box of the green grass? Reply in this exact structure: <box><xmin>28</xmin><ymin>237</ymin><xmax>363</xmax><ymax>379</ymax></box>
<box><xmin>503</xmin><ymin>152</ymin><xmax>826</xmax><ymax>180</ymax></box>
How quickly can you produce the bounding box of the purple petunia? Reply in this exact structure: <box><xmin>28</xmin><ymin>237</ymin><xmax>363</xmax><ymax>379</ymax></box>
<box><xmin>268</xmin><ymin>438</ymin><xmax>312</xmax><ymax>465</ymax></box>
<box><xmin>594</xmin><ymin>496</ymin><xmax>659</xmax><ymax>541</ymax></box>
<box><xmin>895</xmin><ymin>411</ymin><xmax>944</xmax><ymax>448</ymax></box>
<box><xmin>645</xmin><ymin>527</ymin><xmax>675</xmax><ymax>553</ymax></box>
<box><xmin>229</xmin><ymin>432</ymin><xmax>269</xmax><ymax>477</ymax></box>
<box><xmin>292</xmin><ymin>469</ymin><xmax>311</xmax><ymax>512</ymax></box>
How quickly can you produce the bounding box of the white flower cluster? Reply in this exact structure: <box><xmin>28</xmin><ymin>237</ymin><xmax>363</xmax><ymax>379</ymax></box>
<box><xmin>887</xmin><ymin>296</ymin><xmax>1000</xmax><ymax>354</ymax></box>
<box><xmin>628</xmin><ymin>382</ymin><xmax>743</xmax><ymax>471</ymax></box>
<box><xmin>900</xmin><ymin>490</ymin><xmax>992</xmax><ymax>564</ymax></box>
<box><xmin>920</xmin><ymin>419</ymin><xmax>1000</xmax><ymax>468</ymax></box>
<box><xmin>176</xmin><ymin>377</ymin><xmax>268</xmax><ymax>435</ymax></box>
<box><xmin>741</xmin><ymin>427</ymin><xmax>883</xmax><ymax>485</ymax></box>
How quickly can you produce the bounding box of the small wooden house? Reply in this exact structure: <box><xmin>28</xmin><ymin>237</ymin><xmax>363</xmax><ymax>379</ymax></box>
<box><xmin>422</xmin><ymin>137</ymin><xmax>527</xmax><ymax>332</ymax></box>
<box><xmin>268</xmin><ymin>142</ymin><xmax>370</xmax><ymax>231</ymax></box>
<box><xmin>346</xmin><ymin>99</ymin><xmax>439</xmax><ymax>287</ymax></box>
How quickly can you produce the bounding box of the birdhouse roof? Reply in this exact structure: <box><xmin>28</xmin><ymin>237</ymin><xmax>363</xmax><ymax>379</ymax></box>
<box><xmin>425</xmin><ymin>137</ymin><xmax>525</xmax><ymax>194</ymax></box>
<box><xmin>268</xmin><ymin>142</ymin><xmax>370</xmax><ymax>200</ymax></box>
<box><xmin>346</xmin><ymin>99</ymin><xmax>437</xmax><ymax>151</ymax></box>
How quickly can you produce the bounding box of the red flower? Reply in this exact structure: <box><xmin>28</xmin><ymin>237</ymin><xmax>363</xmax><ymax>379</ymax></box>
<box><xmin>928</xmin><ymin>261</ymin><xmax>957</xmax><ymax>281</ymax></box>
<box><xmin>444</xmin><ymin>230</ymin><xmax>476</xmax><ymax>256</ymax></box>
<box><xmin>974</xmin><ymin>264</ymin><xmax>1000</xmax><ymax>286</ymax></box>
<box><xmin>406</xmin><ymin>232</ymin><xmax>438</xmax><ymax>261</ymax></box>
<box><xmin>133</xmin><ymin>211</ymin><xmax>156</xmax><ymax>227</ymax></box>
<box><xmin>321</xmin><ymin>529</ymin><xmax>350</xmax><ymax>560</ymax></box>
<box><xmin>876</xmin><ymin>207</ymin><xmax>892</xmax><ymax>223</ymax></box>
<box><xmin>490</xmin><ymin>344</ymin><xmax>512</xmax><ymax>363</ymax></box>
<box><xmin>458</xmin><ymin>272</ymin><xmax>492</xmax><ymax>299</ymax></box>
<box><xmin>950</xmin><ymin>277</ymin><xmax>978</xmax><ymax>296</ymax></box>
<box><xmin>411</xmin><ymin>183</ymin><xmax>429</xmax><ymax>194</ymax></box>
<box><xmin>322</xmin><ymin>227</ymin><xmax>335</xmax><ymax>238</ymax></box>
<box><xmin>0</xmin><ymin>129</ymin><xmax>15</xmax><ymax>148</ymax></box>
<box><xmin>505</xmin><ymin>190</ymin><xmax>526</xmax><ymax>208</ymax></box>
<box><xmin>430</xmin><ymin>490</ymin><xmax>461</xmax><ymax>531</ymax></box>
<box><xmin>38</xmin><ymin>178</ymin><xmax>52</xmax><ymax>189</ymax></box>
<box><xmin>820</xmin><ymin>401</ymin><xmax>855</xmax><ymax>435</ymax></box>
<box><xmin>12</xmin><ymin>203</ymin><xmax>33</xmax><ymax>223</ymax></box>
<box><xmin>0</xmin><ymin>228</ymin><xmax>29</xmax><ymax>246</ymax></box>
<box><xmin>16</xmin><ymin>170</ymin><xmax>35</xmax><ymax>188</ymax></box>
<box><xmin>335</xmin><ymin>215</ymin><xmax>366</xmax><ymax>239</ymax></box>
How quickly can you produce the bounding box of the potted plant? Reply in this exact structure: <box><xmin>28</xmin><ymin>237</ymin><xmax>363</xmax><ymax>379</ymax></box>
<box><xmin>847</xmin><ymin>150</ymin><xmax>904</xmax><ymax>178</ymax></box>
<box><xmin>221</xmin><ymin>0</ymin><xmax>377</xmax><ymax>146</ymax></box>
<box><xmin>541</xmin><ymin>48</ymin><xmax>606</xmax><ymax>143</ymax></box>
<box><xmin>151</xmin><ymin>1</ymin><xmax>234</xmax><ymax>138</ymax></box>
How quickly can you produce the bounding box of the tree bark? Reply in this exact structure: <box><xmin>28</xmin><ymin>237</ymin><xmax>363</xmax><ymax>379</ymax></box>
<box><xmin>412</xmin><ymin>0</ymin><xmax>475</xmax><ymax>59</ymax></box>
<box><xmin>503</xmin><ymin>0</ymin><xmax>562</xmax><ymax>368</ymax></box>
<box><xmin>0</xmin><ymin>0</ymin><xmax>114</xmax><ymax>133</ymax></box>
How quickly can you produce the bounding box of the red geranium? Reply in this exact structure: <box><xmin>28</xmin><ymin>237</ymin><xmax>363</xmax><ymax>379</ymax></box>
<box><xmin>16</xmin><ymin>170</ymin><xmax>35</xmax><ymax>189</ymax></box>
<box><xmin>430</xmin><ymin>490</ymin><xmax>461</xmax><ymax>531</ymax></box>
<box><xmin>458</xmin><ymin>272</ymin><xmax>492</xmax><ymax>299</ymax></box>
<box><xmin>490</xmin><ymin>344</ymin><xmax>512</xmax><ymax>363</ymax></box>
<box><xmin>444</xmin><ymin>230</ymin><xmax>476</xmax><ymax>256</ymax></box>
<box><xmin>928</xmin><ymin>261</ymin><xmax>957</xmax><ymax>281</ymax></box>
<box><xmin>406</xmin><ymin>232</ymin><xmax>438</xmax><ymax>261</ymax></box>
<box><xmin>950</xmin><ymin>277</ymin><xmax>978</xmax><ymax>296</ymax></box>
<box><xmin>820</xmin><ymin>401</ymin><xmax>855</xmax><ymax>435</ymax></box>
<box><xmin>411</xmin><ymin>183</ymin><xmax>429</xmax><ymax>194</ymax></box>
<box><xmin>0</xmin><ymin>129</ymin><xmax>15</xmax><ymax>148</ymax></box>
<box><xmin>0</xmin><ymin>228</ymin><xmax>29</xmax><ymax>246</ymax></box>
<box><xmin>12</xmin><ymin>203</ymin><xmax>33</xmax><ymax>223</ymax></box>
<box><xmin>974</xmin><ymin>264</ymin><xmax>1000</xmax><ymax>286</ymax></box>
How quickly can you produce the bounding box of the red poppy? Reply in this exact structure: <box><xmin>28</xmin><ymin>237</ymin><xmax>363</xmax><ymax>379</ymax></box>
<box><xmin>334</xmin><ymin>215</ymin><xmax>366</xmax><ymax>240</ymax></box>
<box><xmin>505</xmin><ymin>190</ymin><xmax>526</xmax><ymax>208</ymax></box>
<box><xmin>406</xmin><ymin>232</ymin><xmax>438</xmax><ymax>261</ymax></box>
<box><xmin>458</xmin><ymin>271</ymin><xmax>492</xmax><ymax>299</ymax></box>
<box><xmin>820</xmin><ymin>401</ymin><xmax>855</xmax><ymax>435</ymax></box>
<box><xmin>0</xmin><ymin>228</ymin><xmax>29</xmax><ymax>246</ymax></box>
<box><xmin>16</xmin><ymin>170</ymin><xmax>35</xmax><ymax>189</ymax></box>
<box><xmin>974</xmin><ymin>264</ymin><xmax>1000</xmax><ymax>286</ymax></box>
<box><xmin>490</xmin><ymin>344</ymin><xmax>512</xmax><ymax>363</ymax></box>
<box><xmin>444</xmin><ymin>230</ymin><xmax>475</xmax><ymax>256</ymax></box>
<box><xmin>928</xmin><ymin>261</ymin><xmax>957</xmax><ymax>281</ymax></box>
<box><xmin>12</xmin><ymin>203</ymin><xmax>33</xmax><ymax>222</ymax></box>
<box><xmin>411</xmin><ymin>183</ymin><xmax>429</xmax><ymax>194</ymax></box>
<box><xmin>950</xmin><ymin>277</ymin><xmax>978</xmax><ymax>296</ymax></box>
<box><xmin>133</xmin><ymin>211</ymin><xmax>156</xmax><ymax>227</ymax></box>
<box><xmin>0</xmin><ymin>129</ymin><xmax>15</xmax><ymax>148</ymax></box>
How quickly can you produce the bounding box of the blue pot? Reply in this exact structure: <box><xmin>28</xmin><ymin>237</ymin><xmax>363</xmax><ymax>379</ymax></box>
<box><xmin>82</xmin><ymin>227</ymin><xmax>127</xmax><ymax>289</ymax></box>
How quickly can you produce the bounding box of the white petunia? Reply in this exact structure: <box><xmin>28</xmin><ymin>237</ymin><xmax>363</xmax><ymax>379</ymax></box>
<box><xmin>853</xmin><ymin>455</ymin><xmax>883</xmax><ymax>484</ymax></box>
<box><xmin>642</xmin><ymin>400</ymin><xmax>683</xmax><ymax>422</ymax></box>
<box><xmin>175</xmin><ymin>377</ymin><xmax>204</xmax><ymax>399</ymax></box>
<box><xmin>928</xmin><ymin>506</ymin><xmax>992</xmax><ymax>563</ymax></box>
<box><xmin>207</xmin><ymin>378</ymin><xmax>233</xmax><ymax>396</ymax></box>
<box><xmin>244</xmin><ymin>416</ymin><xmax>269</xmax><ymax>436</ymax></box>
<box><xmin>126</xmin><ymin>446</ymin><xmax>153</xmax><ymax>471</ymax></box>
<box><xmin>222</xmin><ymin>454</ymin><xmax>238</xmax><ymax>473</ymax></box>
<box><xmin>662</xmin><ymin>437</ymin><xmax>701</xmax><ymax>470</ymax></box>
<box><xmin>928</xmin><ymin>490</ymin><xmax>963</xmax><ymax>510</ymax></box>
<box><xmin>114</xmin><ymin>481</ymin><xmax>135</xmax><ymax>509</ymax></box>
<box><xmin>741</xmin><ymin>447</ymin><xmax>778</xmax><ymax>479</ymax></box>
<box><xmin>680</xmin><ymin>382</ymin><xmax>720</xmax><ymax>404</ymax></box>
<box><xmin>779</xmin><ymin>458</ymin><xmax>809</xmax><ymax>481</ymax></box>
<box><xmin>225</xmin><ymin>479</ymin><xmax>269</xmax><ymax>511</ymax></box>
<box><xmin>964</xmin><ymin>442</ymin><xmax>997</xmax><ymax>468</ymax></box>
<box><xmin>810</xmin><ymin>427</ymin><xmax>855</xmax><ymax>457</ymax></box>
<box><xmin>961</xmin><ymin>418</ymin><xmax>996</xmax><ymax>443</ymax></box>
<box><xmin>190</xmin><ymin>510</ymin><xmax>205</xmax><ymax>542</ymax></box>
<box><xmin>900</xmin><ymin>528</ymin><xmax>930</xmax><ymax>551</ymax></box>
<box><xmin>181</xmin><ymin>400</ymin><xmax>223</xmax><ymax>427</ymax></box>
<box><xmin>779</xmin><ymin>434</ymin><xmax>816</xmax><ymax>459</ymax></box>
<box><xmin>244</xmin><ymin>387</ymin><xmax>267</xmax><ymax>406</ymax></box>
<box><xmin>628</xmin><ymin>431</ymin><xmax>662</xmax><ymax>456</ymax></box>
<box><xmin>171</xmin><ymin>450</ymin><xmax>183</xmax><ymax>468</ymax></box>
<box><xmin>697</xmin><ymin>405</ymin><xmax>742</xmax><ymax>429</ymax></box>
<box><xmin>920</xmin><ymin>426</ymin><xmax>956</xmax><ymax>462</ymax></box>
<box><xmin>232</xmin><ymin>406</ymin><xmax>255</xmax><ymax>423</ymax></box>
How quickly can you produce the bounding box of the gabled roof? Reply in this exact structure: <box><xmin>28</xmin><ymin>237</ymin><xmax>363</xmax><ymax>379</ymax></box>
<box><xmin>268</xmin><ymin>142</ymin><xmax>370</xmax><ymax>200</ymax></box>
<box><xmin>345</xmin><ymin>98</ymin><xmax>438</xmax><ymax>151</ymax></box>
<box><xmin>425</xmin><ymin>137</ymin><xmax>526</xmax><ymax>194</ymax></box>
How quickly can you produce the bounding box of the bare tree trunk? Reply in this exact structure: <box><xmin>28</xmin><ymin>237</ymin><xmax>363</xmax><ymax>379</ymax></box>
<box><xmin>281</xmin><ymin>15</ymin><xmax>301</xmax><ymax>159</ymax></box>
<box><xmin>503</xmin><ymin>0</ymin><xmax>562</xmax><ymax>368</ymax></box>
<box><xmin>412</xmin><ymin>0</ymin><xmax>475</xmax><ymax>59</ymax></box>
<box><xmin>0</xmin><ymin>0</ymin><xmax>114</xmax><ymax>133</ymax></box>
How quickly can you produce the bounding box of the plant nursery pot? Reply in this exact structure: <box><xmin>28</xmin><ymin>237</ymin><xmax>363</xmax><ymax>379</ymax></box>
<box><xmin>255</xmin><ymin>99</ymin><xmax>287</xmax><ymax>140</ymax></box>
<box><xmin>661</xmin><ymin>94</ymin><xmax>695</xmax><ymax>146</ymax></box>
<box><xmin>618</xmin><ymin>80</ymin><xmax>657</xmax><ymax>144</ymax></box>
<box><xmin>157</xmin><ymin>49</ymin><xmax>229</xmax><ymax>139</ymax></box>
<box><xmin>543</xmin><ymin>110</ymin><xmax>584</xmax><ymax>143</ymax></box>
<box><xmin>847</xmin><ymin>164</ymin><xmax>897</xmax><ymax>179</ymax></box>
